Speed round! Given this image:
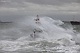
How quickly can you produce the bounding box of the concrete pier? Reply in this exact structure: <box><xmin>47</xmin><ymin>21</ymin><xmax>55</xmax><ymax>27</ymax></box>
<box><xmin>63</xmin><ymin>21</ymin><xmax>80</xmax><ymax>25</ymax></box>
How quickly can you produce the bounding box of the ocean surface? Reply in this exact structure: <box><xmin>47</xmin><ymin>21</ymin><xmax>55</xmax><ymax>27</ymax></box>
<box><xmin>0</xmin><ymin>16</ymin><xmax>80</xmax><ymax>53</ymax></box>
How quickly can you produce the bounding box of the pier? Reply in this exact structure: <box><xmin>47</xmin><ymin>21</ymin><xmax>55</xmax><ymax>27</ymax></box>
<box><xmin>63</xmin><ymin>21</ymin><xmax>80</xmax><ymax>25</ymax></box>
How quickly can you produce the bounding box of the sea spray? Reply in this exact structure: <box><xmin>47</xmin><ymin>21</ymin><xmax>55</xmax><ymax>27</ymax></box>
<box><xmin>17</xmin><ymin>16</ymin><xmax>73</xmax><ymax>41</ymax></box>
<box><xmin>0</xmin><ymin>16</ymin><xmax>78</xmax><ymax>53</ymax></box>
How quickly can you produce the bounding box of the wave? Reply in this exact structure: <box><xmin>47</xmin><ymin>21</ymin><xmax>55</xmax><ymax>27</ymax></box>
<box><xmin>0</xmin><ymin>16</ymin><xmax>79</xmax><ymax>53</ymax></box>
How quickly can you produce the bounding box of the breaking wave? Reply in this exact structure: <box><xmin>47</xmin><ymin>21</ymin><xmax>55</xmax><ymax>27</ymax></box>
<box><xmin>0</xmin><ymin>16</ymin><xmax>79</xmax><ymax>53</ymax></box>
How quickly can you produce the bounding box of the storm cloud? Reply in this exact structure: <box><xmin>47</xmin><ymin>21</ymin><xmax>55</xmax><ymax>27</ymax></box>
<box><xmin>0</xmin><ymin>0</ymin><xmax>80</xmax><ymax>21</ymax></box>
<box><xmin>25</xmin><ymin>0</ymin><xmax>77</xmax><ymax>5</ymax></box>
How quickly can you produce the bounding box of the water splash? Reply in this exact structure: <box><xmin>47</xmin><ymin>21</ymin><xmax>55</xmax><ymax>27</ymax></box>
<box><xmin>0</xmin><ymin>16</ymin><xmax>79</xmax><ymax>53</ymax></box>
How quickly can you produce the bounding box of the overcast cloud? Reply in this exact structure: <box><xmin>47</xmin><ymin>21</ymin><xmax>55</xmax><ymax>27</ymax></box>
<box><xmin>0</xmin><ymin>0</ymin><xmax>80</xmax><ymax>21</ymax></box>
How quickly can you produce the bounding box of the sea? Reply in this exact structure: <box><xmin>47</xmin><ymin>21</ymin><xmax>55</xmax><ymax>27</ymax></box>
<box><xmin>0</xmin><ymin>16</ymin><xmax>80</xmax><ymax>53</ymax></box>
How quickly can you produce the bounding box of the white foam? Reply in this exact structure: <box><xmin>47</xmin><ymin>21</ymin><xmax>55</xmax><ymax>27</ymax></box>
<box><xmin>16</xmin><ymin>16</ymin><xmax>73</xmax><ymax>41</ymax></box>
<box><xmin>0</xmin><ymin>16</ymin><xmax>78</xmax><ymax>52</ymax></box>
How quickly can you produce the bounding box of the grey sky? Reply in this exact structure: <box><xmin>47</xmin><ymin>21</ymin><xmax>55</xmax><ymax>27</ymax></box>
<box><xmin>25</xmin><ymin>0</ymin><xmax>77</xmax><ymax>5</ymax></box>
<box><xmin>0</xmin><ymin>0</ymin><xmax>80</xmax><ymax>21</ymax></box>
